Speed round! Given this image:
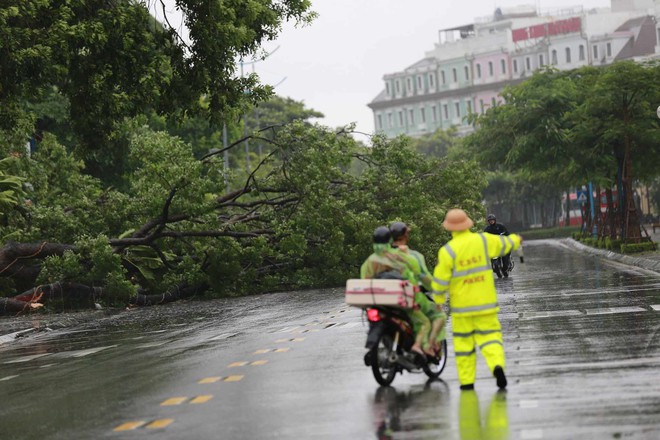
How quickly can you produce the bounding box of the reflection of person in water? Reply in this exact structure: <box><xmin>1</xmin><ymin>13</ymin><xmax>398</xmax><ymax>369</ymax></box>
<box><xmin>459</xmin><ymin>390</ymin><xmax>509</xmax><ymax>440</ymax></box>
<box><xmin>371</xmin><ymin>383</ymin><xmax>450</xmax><ymax>439</ymax></box>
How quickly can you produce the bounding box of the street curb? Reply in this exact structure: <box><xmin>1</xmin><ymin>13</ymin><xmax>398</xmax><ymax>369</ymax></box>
<box><xmin>559</xmin><ymin>238</ymin><xmax>660</xmax><ymax>274</ymax></box>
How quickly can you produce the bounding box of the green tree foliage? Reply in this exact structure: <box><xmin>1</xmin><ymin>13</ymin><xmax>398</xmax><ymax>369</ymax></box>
<box><xmin>407</xmin><ymin>127</ymin><xmax>458</xmax><ymax>158</ymax></box>
<box><xmin>464</xmin><ymin>62</ymin><xmax>660</xmax><ymax>239</ymax></box>
<box><xmin>1</xmin><ymin>122</ymin><xmax>485</xmax><ymax>305</ymax></box>
<box><xmin>0</xmin><ymin>0</ymin><xmax>314</xmax><ymax>179</ymax></box>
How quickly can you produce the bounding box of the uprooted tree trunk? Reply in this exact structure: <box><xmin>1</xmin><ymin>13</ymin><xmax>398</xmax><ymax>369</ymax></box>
<box><xmin>0</xmin><ymin>279</ymin><xmax>210</xmax><ymax>316</ymax></box>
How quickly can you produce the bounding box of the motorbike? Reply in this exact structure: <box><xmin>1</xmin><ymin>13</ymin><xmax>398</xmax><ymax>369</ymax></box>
<box><xmin>362</xmin><ymin>302</ymin><xmax>448</xmax><ymax>386</ymax></box>
<box><xmin>491</xmin><ymin>253</ymin><xmax>514</xmax><ymax>278</ymax></box>
<box><xmin>490</xmin><ymin>232</ymin><xmax>515</xmax><ymax>278</ymax></box>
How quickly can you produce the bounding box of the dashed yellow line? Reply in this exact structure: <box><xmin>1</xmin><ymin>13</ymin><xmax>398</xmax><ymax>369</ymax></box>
<box><xmin>145</xmin><ymin>419</ymin><xmax>174</xmax><ymax>429</ymax></box>
<box><xmin>274</xmin><ymin>348</ymin><xmax>290</xmax><ymax>353</ymax></box>
<box><xmin>224</xmin><ymin>375</ymin><xmax>244</xmax><ymax>382</ymax></box>
<box><xmin>113</xmin><ymin>421</ymin><xmax>146</xmax><ymax>431</ymax></box>
<box><xmin>254</xmin><ymin>349</ymin><xmax>272</xmax><ymax>354</ymax></box>
<box><xmin>228</xmin><ymin>361</ymin><xmax>248</xmax><ymax>368</ymax></box>
<box><xmin>250</xmin><ymin>360</ymin><xmax>268</xmax><ymax>366</ymax></box>
<box><xmin>292</xmin><ymin>337</ymin><xmax>305</xmax><ymax>342</ymax></box>
<box><xmin>161</xmin><ymin>397</ymin><xmax>187</xmax><ymax>406</ymax></box>
<box><xmin>189</xmin><ymin>395</ymin><xmax>213</xmax><ymax>404</ymax></box>
<box><xmin>198</xmin><ymin>376</ymin><xmax>222</xmax><ymax>384</ymax></box>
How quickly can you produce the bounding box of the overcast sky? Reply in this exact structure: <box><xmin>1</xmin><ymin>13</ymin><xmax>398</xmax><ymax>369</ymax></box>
<box><xmin>159</xmin><ymin>0</ymin><xmax>612</xmax><ymax>136</ymax></box>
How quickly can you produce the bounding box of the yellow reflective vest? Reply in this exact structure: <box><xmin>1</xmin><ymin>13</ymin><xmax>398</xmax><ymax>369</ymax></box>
<box><xmin>431</xmin><ymin>230</ymin><xmax>522</xmax><ymax>317</ymax></box>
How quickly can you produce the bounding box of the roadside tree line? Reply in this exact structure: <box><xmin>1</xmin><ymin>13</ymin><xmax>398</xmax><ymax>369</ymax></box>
<box><xmin>463</xmin><ymin>61</ymin><xmax>660</xmax><ymax>243</ymax></box>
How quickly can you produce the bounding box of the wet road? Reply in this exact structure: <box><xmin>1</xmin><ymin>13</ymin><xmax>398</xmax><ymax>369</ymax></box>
<box><xmin>1</xmin><ymin>239</ymin><xmax>660</xmax><ymax>439</ymax></box>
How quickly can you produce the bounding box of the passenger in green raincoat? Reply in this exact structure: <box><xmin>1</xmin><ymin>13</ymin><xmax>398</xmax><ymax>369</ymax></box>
<box><xmin>360</xmin><ymin>226</ymin><xmax>433</xmax><ymax>356</ymax></box>
<box><xmin>389</xmin><ymin>221</ymin><xmax>447</xmax><ymax>355</ymax></box>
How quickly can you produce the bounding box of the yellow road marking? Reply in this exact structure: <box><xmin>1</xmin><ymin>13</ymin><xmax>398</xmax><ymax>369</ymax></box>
<box><xmin>275</xmin><ymin>338</ymin><xmax>289</xmax><ymax>343</ymax></box>
<box><xmin>190</xmin><ymin>395</ymin><xmax>213</xmax><ymax>404</ymax></box>
<box><xmin>274</xmin><ymin>348</ymin><xmax>290</xmax><ymax>353</ymax></box>
<box><xmin>113</xmin><ymin>421</ymin><xmax>145</xmax><ymax>431</ymax></box>
<box><xmin>198</xmin><ymin>376</ymin><xmax>221</xmax><ymax>384</ymax></box>
<box><xmin>224</xmin><ymin>375</ymin><xmax>244</xmax><ymax>382</ymax></box>
<box><xmin>292</xmin><ymin>338</ymin><xmax>305</xmax><ymax>342</ymax></box>
<box><xmin>254</xmin><ymin>349</ymin><xmax>272</xmax><ymax>354</ymax></box>
<box><xmin>250</xmin><ymin>360</ymin><xmax>268</xmax><ymax>366</ymax></box>
<box><xmin>228</xmin><ymin>361</ymin><xmax>248</xmax><ymax>367</ymax></box>
<box><xmin>145</xmin><ymin>419</ymin><xmax>174</xmax><ymax>429</ymax></box>
<box><xmin>161</xmin><ymin>397</ymin><xmax>187</xmax><ymax>406</ymax></box>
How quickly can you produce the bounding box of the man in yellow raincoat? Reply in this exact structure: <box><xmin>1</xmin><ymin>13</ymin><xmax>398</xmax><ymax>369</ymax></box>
<box><xmin>431</xmin><ymin>209</ymin><xmax>522</xmax><ymax>390</ymax></box>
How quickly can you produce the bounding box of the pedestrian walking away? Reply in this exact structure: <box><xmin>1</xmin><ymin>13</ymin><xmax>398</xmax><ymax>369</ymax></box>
<box><xmin>431</xmin><ymin>209</ymin><xmax>523</xmax><ymax>390</ymax></box>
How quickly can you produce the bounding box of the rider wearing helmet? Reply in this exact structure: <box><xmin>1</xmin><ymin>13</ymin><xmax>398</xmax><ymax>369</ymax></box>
<box><xmin>360</xmin><ymin>226</ymin><xmax>432</xmax><ymax>356</ymax></box>
<box><xmin>389</xmin><ymin>221</ymin><xmax>447</xmax><ymax>356</ymax></box>
<box><xmin>484</xmin><ymin>214</ymin><xmax>512</xmax><ymax>276</ymax></box>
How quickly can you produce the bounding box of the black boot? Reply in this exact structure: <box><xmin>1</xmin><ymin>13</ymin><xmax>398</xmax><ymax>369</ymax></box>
<box><xmin>459</xmin><ymin>384</ymin><xmax>474</xmax><ymax>390</ymax></box>
<box><xmin>493</xmin><ymin>366</ymin><xmax>507</xmax><ymax>389</ymax></box>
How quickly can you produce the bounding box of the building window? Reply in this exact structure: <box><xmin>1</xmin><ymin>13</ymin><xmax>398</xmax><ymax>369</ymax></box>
<box><xmin>513</xmin><ymin>59</ymin><xmax>518</xmax><ymax>73</ymax></box>
<box><xmin>466</xmin><ymin>100</ymin><xmax>472</xmax><ymax>114</ymax></box>
<box><xmin>579</xmin><ymin>45</ymin><xmax>585</xmax><ymax>61</ymax></box>
<box><xmin>377</xmin><ymin>115</ymin><xmax>382</xmax><ymax>129</ymax></box>
<box><xmin>565</xmin><ymin>47</ymin><xmax>571</xmax><ymax>63</ymax></box>
<box><xmin>406</xmin><ymin>77</ymin><xmax>412</xmax><ymax>92</ymax></box>
<box><xmin>443</xmin><ymin>104</ymin><xmax>449</xmax><ymax>120</ymax></box>
<box><xmin>593</xmin><ymin>45</ymin><xmax>598</xmax><ymax>60</ymax></box>
<box><xmin>500</xmin><ymin>59</ymin><xmax>506</xmax><ymax>74</ymax></box>
<box><xmin>441</xmin><ymin>70</ymin><xmax>446</xmax><ymax>84</ymax></box>
<box><xmin>395</xmin><ymin>80</ymin><xmax>400</xmax><ymax>94</ymax></box>
<box><xmin>454</xmin><ymin>102</ymin><xmax>460</xmax><ymax>117</ymax></box>
<box><xmin>477</xmin><ymin>64</ymin><xmax>482</xmax><ymax>78</ymax></box>
<box><xmin>429</xmin><ymin>73</ymin><xmax>435</xmax><ymax>88</ymax></box>
<box><xmin>452</xmin><ymin>68</ymin><xmax>457</xmax><ymax>82</ymax></box>
<box><xmin>525</xmin><ymin>57</ymin><xmax>531</xmax><ymax>71</ymax></box>
<box><xmin>491</xmin><ymin>97</ymin><xmax>496</xmax><ymax>107</ymax></box>
<box><xmin>417</xmin><ymin>76</ymin><xmax>423</xmax><ymax>90</ymax></box>
<box><xmin>488</xmin><ymin>61</ymin><xmax>493</xmax><ymax>76</ymax></box>
<box><xmin>388</xmin><ymin>113</ymin><xmax>392</xmax><ymax>128</ymax></box>
<box><xmin>432</xmin><ymin>106</ymin><xmax>438</xmax><ymax>122</ymax></box>
<box><xmin>420</xmin><ymin>108</ymin><xmax>426</xmax><ymax>123</ymax></box>
<box><xmin>607</xmin><ymin>42</ymin><xmax>612</xmax><ymax>57</ymax></box>
<box><xmin>385</xmin><ymin>82</ymin><xmax>390</xmax><ymax>96</ymax></box>
<box><xmin>464</xmin><ymin>65</ymin><xmax>470</xmax><ymax>80</ymax></box>
<box><xmin>409</xmin><ymin>109</ymin><xmax>414</xmax><ymax>125</ymax></box>
<box><xmin>480</xmin><ymin>99</ymin><xmax>484</xmax><ymax>113</ymax></box>
<box><xmin>539</xmin><ymin>54</ymin><xmax>545</xmax><ymax>67</ymax></box>
<box><xmin>398</xmin><ymin>111</ymin><xmax>404</xmax><ymax>127</ymax></box>
<box><xmin>551</xmin><ymin>50</ymin><xmax>558</xmax><ymax>65</ymax></box>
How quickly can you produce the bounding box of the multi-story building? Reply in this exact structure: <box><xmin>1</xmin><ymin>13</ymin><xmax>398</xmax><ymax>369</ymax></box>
<box><xmin>369</xmin><ymin>0</ymin><xmax>660</xmax><ymax>138</ymax></box>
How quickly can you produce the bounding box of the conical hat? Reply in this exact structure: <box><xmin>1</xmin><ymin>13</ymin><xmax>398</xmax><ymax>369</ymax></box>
<box><xmin>442</xmin><ymin>209</ymin><xmax>474</xmax><ymax>231</ymax></box>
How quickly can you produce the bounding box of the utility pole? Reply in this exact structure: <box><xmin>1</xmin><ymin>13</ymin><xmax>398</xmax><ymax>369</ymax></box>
<box><xmin>240</xmin><ymin>46</ymin><xmax>282</xmax><ymax>164</ymax></box>
<box><xmin>223</xmin><ymin>123</ymin><xmax>230</xmax><ymax>193</ymax></box>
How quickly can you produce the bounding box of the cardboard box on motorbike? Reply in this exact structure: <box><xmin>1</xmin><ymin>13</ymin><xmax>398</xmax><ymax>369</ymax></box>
<box><xmin>345</xmin><ymin>279</ymin><xmax>415</xmax><ymax>308</ymax></box>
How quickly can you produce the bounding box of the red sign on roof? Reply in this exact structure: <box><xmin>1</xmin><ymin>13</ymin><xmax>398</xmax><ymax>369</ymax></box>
<box><xmin>513</xmin><ymin>17</ymin><xmax>581</xmax><ymax>42</ymax></box>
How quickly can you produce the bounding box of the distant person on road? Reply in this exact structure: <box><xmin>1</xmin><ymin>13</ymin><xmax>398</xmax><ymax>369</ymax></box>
<box><xmin>360</xmin><ymin>226</ymin><xmax>433</xmax><ymax>356</ymax></box>
<box><xmin>432</xmin><ymin>209</ymin><xmax>522</xmax><ymax>390</ymax></box>
<box><xmin>389</xmin><ymin>221</ymin><xmax>446</xmax><ymax>355</ymax></box>
<box><xmin>484</xmin><ymin>214</ymin><xmax>518</xmax><ymax>271</ymax></box>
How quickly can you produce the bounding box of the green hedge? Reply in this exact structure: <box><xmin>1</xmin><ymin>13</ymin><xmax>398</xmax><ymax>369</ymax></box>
<box><xmin>620</xmin><ymin>242</ymin><xmax>658</xmax><ymax>254</ymax></box>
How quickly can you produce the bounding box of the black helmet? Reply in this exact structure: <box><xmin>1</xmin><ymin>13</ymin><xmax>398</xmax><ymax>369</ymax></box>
<box><xmin>389</xmin><ymin>221</ymin><xmax>408</xmax><ymax>240</ymax></box>
<box><xmin>373</xmin><ymin>226</ymin><xmax>391</xmax><ymax>244</ymax></box>
<box><xmin>487</xmin><ymin>214</ymin><xmax>496</xmax><ymax>222</ymax></box>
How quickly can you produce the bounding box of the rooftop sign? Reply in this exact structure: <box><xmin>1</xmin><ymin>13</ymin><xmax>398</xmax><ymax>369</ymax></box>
<box><xmin>512</xmin><ymin>17</ymin><xmax>581</xmax><ymax>42</ymax></box>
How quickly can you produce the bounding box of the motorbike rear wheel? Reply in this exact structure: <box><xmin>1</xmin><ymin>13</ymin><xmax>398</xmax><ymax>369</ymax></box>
<box><xmin>423</xmin><ymin>339</ymin><xmax>448</xmax><ymax>380</ymax></box>
<box><xmin>370</xmin><ymin>333</ymin><xmax>398</xmax><ymax>386</ymax></box>
<box><xmin>492</xmin><ymin>259</ymin><xmax>503</xmax><ymax>278</ymax></box>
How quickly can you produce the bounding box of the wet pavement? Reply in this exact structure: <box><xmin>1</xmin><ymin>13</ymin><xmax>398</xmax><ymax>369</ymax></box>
<box><xmin>0</xmin><ymin>239</ymin><xmax>659</xmax><ymax>439</ymax></box>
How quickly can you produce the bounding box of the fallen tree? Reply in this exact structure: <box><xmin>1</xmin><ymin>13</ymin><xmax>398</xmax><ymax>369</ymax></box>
<box><xmin>0</xmin><ymin>123</ymin><xmax>486</xmax><ymax>315</ymax></box>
